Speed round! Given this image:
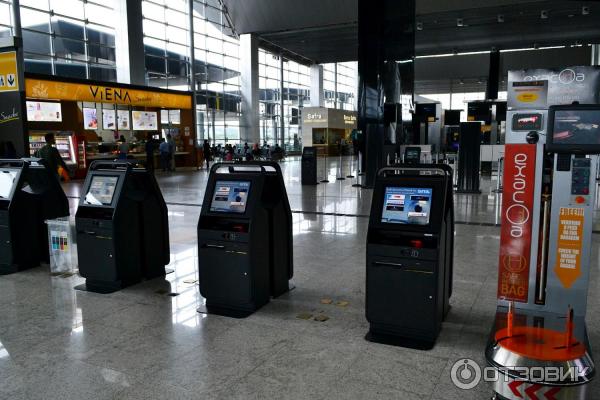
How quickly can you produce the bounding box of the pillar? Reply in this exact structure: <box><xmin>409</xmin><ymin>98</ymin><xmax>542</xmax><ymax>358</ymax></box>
<box><xmin>358</xmin><ymin>0</ymin><xmax>415</xmax><ymax>188</ymax></box>
<box><xmin>486</xmin><ymin>50</ymin><xmax>500</xmax><ymax>100</ymax></box>
<box><xmin>240</xmin><ymin>34</ymin><xmax>260</xmax><ymax>145</ymax></box>
<box><xmin>115</xmin><ymin>0</ymin><xmax>146</xmax><ymax>85</ymax></box>
<box><xmin>592</xmin><ymin>45</ymin><xmax>600</xmax><ymax>66</ymax></box>
<box><xmin>310</xmin><ymin>64</ymin><xmax>324</xmax><ymax>107</ymax></box>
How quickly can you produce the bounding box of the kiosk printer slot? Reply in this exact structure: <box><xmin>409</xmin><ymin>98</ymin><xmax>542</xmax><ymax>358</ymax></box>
<box><xmin>198</xmin><ymin>162</ymin><xmax>293</xmax><ymax>317</ymax></box>
<box><xmin>301</xmin><ymin>147</ymin><xmax>318</xmax><ymax>185</ymax></box>
<box><xmin>75</xmin><ymin>161</ymin><xmax>170</xmax><ymax>293</ymax></box>
<box><xmin>0</xmin><ymin>158</ymin><xmax>69</xmax><ymax>274</ymax></box>
<box><xmin>366</xmin><ymin>164</ymin><xmax>454</xmax><ymax>349</ymax></box>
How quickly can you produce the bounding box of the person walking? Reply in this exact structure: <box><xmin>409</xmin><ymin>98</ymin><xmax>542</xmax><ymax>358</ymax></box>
<box><xmin>35</xmin><ymin>133</ymin><xmax>69</xmax><ymax>179</ymax></box>
<box><xmin>203</xmin><ymin>139</ymin><xmax>211</xmax><ymax>170</ymax></box>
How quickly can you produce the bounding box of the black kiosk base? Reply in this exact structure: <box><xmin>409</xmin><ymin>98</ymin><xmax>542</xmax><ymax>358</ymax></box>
<box><xmin>197</xmin><ymin>162</ymin><xmax>294</xmax><ymax>318</ymax></box>
<box><xmin>365</xmin><ymin>164</ymin><xmax>454</xmax><ymax>349</ymax></box>
<box><xmin>0</xmin><ymin>159</ymin><xmax>69</xmax><ymax>275</ymax></box>
<box><xmin>75</xmin><ymin>161</ymin><xmax>170</xmax><ymax>293</ymax></box>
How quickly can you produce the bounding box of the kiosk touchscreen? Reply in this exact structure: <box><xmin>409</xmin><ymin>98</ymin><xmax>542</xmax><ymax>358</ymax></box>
<box><xmin>210</xmin><ymin>181</ymin><xmax>251</xmax><ymax>213</ymax></box>
<box><xmin>366</xmin><ymin>165</ymin><xmax>454</xmax><ymax>349</ymax></box>
<box><xmin>76</xmin><ymin>161</ymin><xmax>170</xmax><ymax>293</ymax></box>
<box><xmin>198</xmin><ymin>162</ymin><xmax>293</xmax><ymax>317</ymax></box>
<box><xmin>84</xmin><ymin>176</ymin><xmax>119</xmax><ymax>206</ymax></box>
<box><xmin>0</xmin><ymin>159</ymin><xmax>69</xmax><ymax>274</ymax></box>
<box><xmin>381</xmin><ymin>187</ymin><xmax>432</xmax><ymax>225</ymax></box>
<box><xmin>547</xmin><ymin>105</ymin><xmax>600</xmax><ymax>152</ymax></box>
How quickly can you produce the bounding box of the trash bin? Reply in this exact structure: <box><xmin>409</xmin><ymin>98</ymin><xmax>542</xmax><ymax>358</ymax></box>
<box><xmin>46</xmin><ymin>217</ymin><xmax>77</xmax><ymax>274</ymax></box>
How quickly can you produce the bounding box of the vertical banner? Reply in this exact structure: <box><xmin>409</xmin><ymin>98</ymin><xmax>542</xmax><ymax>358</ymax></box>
<box><xmin>554</xmin><ymin>207</ymin><xmax>584</xmax><ymax>289</ymax></box>
<box><xmin>497</xmin><ymin>144</ymin><xmax>537</xmax><ymax>302</ymax></box>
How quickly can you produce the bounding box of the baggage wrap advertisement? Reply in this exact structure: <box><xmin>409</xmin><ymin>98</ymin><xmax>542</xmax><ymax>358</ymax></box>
<box><xmin>497</xmin><ymin>144</ymin><xmax>537</xmax><ymax>302</ymax></box>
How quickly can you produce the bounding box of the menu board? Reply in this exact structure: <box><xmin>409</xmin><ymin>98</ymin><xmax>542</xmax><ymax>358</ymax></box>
<box><xmin>26</xmin><ymin>101</ymin><xmax>62</xmax><ymax>122</ymax></box>
<box><xmin>132</xmin><ymin>111</ymin><xmax>158</xmax><ymax>131</ymax></box>
<box><xmin>117</xmin><ymin>110</ymin><xmax>130</xmax><ymax>130</ymax></box>
<box><xmin>83</xmin><ymin>108</ymin><xmax>98</xmax><ymax>130</ymax></box>
<box><xmin>161</xmin><ymin>109</ymin><xmax>181</xmax><ymax>125</ymax></box>
<box><xmin>102</xmin><ymin>109</ymin><xmax>116</xmax><ymax>130</ymax></box>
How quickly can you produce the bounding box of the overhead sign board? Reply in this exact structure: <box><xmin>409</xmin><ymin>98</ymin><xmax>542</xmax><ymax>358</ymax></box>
<box><xmin>0</xmin><ymin>51</ymin><xmax>18</xmax><ymax>92</ymax></box>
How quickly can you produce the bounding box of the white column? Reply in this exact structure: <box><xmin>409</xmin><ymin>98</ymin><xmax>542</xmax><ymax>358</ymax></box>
<box><xmin>115</xmin><ymin>0</ymin><xmax>146</xmax><ymax>85</ymax></box>
<box><xmin>592</xmin><ymin>44</ymin><xmax>600</xmax><ymax>66</ymax></box>
<box><xmin>240</xmin><ymin>34</ymin><xmax>260</xmax><ymax>144</ymax></box>
<box><xmin>310</xmin><ymin>64</ymin><xmax>324</xmax><ymax>107</ymax></box>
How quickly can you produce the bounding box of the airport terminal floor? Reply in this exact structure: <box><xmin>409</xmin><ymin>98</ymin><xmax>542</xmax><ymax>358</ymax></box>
<box><xmin>2</xmin><ymin>156</ymin><xmax>600</xmax><ymax>400</ymax></box>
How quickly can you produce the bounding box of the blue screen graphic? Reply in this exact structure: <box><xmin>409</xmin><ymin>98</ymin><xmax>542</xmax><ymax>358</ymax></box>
<box><xmin>210</xmin><ymin>180</ymin><xmax>251</xmax><ymax>213</ymax></box>
<box><xmin>381</xmin><ymin>187</ymin><xmax>433</xmax><ymax>225</ymax></box>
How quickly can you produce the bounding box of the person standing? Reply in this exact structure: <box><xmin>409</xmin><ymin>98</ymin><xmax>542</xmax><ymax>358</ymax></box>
<box><xmin>167</xmin><ymin>134</ymin><xmax>176</xmax><ymax>171</ymax></box>
<box><xmin>159</xmin><ymin>139</ymin><xmax>171</xmax><ymax>172</ymax></box>
<box><xmin>35</xmin><ymin>133</ymin><xmax>68</xmax><ymax>179</ymax></box>
<box><xmin>203</xmin><ymin>139</ymin><xmax>211</xmax><ymax>170</ymax></box>
<box><xmin>145</xmin><ymin>133</ymin><xmax>157</xmax><ymax>173</ymax></box>
<box><xmin>118</xmin><ymin>135</ymin><xmax>129</xmax><ymax>160</ymax></box>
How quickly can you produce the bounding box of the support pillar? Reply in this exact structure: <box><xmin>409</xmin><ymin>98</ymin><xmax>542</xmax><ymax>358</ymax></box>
<box><xmin>240</xmin><ymin>34</ymin><xmax>260</xmax><ymax>145</ymax></box>
<box><xmin>310</xmin><ymin>64</ymin><xmax>324</xmax><ymax>107</ymax></box>
<box><xmin>486</xmin><ymin>49</ymin><xmax>500</xmax><ymax>100</ymax></box>
<box><xmin>115</xmin><ymin>0</ymin><xmax>146</xmax><ymax>85</ymax></box>
<box><xmin>592</xmin><ymin>45</ymin><xmax>600</xmax><ymax>66</ymax></box>
<box><xmin>358</xmin><ymin>0</ymin><xmax>415</xmax><ymax>188</ymax></box>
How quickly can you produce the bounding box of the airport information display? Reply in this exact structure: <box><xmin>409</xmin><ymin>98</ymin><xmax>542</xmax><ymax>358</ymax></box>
<box><xmin>552</xmin><ymin>109</ymin><xmax>600</xmax><ymax>145</ymax></box>
<box><xmin>381</xmin><ymin>187</ymin><xmax>433</xmax><ymax>225</ymax></box>
<box><xmin>210</xmin><ymin>180</ymin><xmax>251</xmax><ymax>214</ymax></box>
<box><xmin>0</xmin><ymin>169</ymin><xmax>18</xmax><ymax>200</ymax></box>
<box><xmin>84</xmin><ymin>176</ymin><xmax>119</xmax><ymax>206</ymax></box>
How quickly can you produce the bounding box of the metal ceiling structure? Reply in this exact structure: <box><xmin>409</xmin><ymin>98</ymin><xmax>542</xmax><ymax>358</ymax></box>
<box><xmin>221</xmin><ymin>0</ymin><xmax>600</xmax><ymax>64</ymax></box>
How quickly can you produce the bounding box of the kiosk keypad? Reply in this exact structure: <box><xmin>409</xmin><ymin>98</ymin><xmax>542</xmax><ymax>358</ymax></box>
<box><xmin>571</xmin><ymin>158</ymin><xmax>591</xmax><ymax>196</ymax></box>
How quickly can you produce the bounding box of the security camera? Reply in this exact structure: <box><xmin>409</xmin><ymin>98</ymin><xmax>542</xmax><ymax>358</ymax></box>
<box><xmin>457</xmin><ymin>18</ymin><xmax>464</xmax><ymax>27</ymax></box>
<box><xmin>497</xmin><ymin>14</ymin><xmax>505</xmax><ymax>23</ymax></box>
<box><xmin>540</xmin><ymin>10</ymin><xmax>548</xmax><ymax>19</ymax></box>
<box><xmin>582</xmin><ymin>6</ymin><xmax>590</xmax><ymax>15</ymax></box>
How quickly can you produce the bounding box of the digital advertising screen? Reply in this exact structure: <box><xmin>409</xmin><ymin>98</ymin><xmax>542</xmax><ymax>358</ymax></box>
<box><xmin>0</xmin><ymin>169</ymin><xmax>19</xmax><ymax>200</ymax></box>
<box><xmin>552</xmin><ymin>110</ymin><xmax>600</xmax><ymax>146</ymax></box>
<box><xmin>26</xmin><ymin>101</ymin><xmax>62</xmax><ymax>122</ymax></box>
<box><xmin>512</xmin><ymin>113</ymin><xmax>543</xmax><ymax>132</ymax></box>
<box><xmin>210</xmin><ymin>180</ymin><xmax>251</xmax><ymax>214</ymax></box>
<box><xmin>381</xmin><ymin>187</ymin><xmax>433</xmax><ymax>225</ymax></box>
<box><xmin>84</xmin><ymin>176</ymin><xmax>119</xmax><ymax>206</ymax></box>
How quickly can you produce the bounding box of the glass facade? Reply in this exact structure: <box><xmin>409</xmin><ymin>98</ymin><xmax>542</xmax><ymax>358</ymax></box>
<box><xmin>258</xmin><ymin>49</ymin><xmax>310</xmax><ymax>149</ymax></box>
<box><xmin>4</xmin><ymin>0</ymin><xmax>118</xmax><ymax>81</ymax></box>
<box><xmin>322</xmin><ymin>61</ymin><xmax>357</xmax><ymax>111</ymax></box>
<box><xmin>1</xmin><ymin>0</ymin><xmax>359</xmax><ymax>148</ymax></box>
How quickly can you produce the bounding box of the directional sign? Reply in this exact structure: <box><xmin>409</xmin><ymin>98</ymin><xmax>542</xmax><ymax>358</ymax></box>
<box><xmin>554</xmin><ymin>207</ymin><xmax>584</xmax><ymax>288</ymax></box>
<box><xmin>0</xmin><ymin>51</ymin><xmax>18</xmax><ymax>92</ymax></box>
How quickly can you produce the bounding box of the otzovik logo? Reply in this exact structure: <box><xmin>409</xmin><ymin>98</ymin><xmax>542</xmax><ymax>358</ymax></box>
<box><xmin>523</xmin><ymin>68</ymin><xmax>585</xmax><ymax>84</ymax></box>
<box><xmin>90</xmin><ymin>86</ymin><xmax>132</xmax><ymax>103</ymax></box>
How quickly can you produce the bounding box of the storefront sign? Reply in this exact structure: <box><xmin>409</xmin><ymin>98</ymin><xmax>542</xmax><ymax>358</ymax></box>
<box><xmin>26</xmin><ymin>78</ymin><xmax>192</xmax><ymax>109</ymax></box>
<box><xmin>497</xmin><ymin>144</ymin><xmax>537</xmax><ymax>302</ymax></box>
<box><xmin>344</xmin><ymin>114</ymin><xmax>357</xmax><ymax>125</ymax></box>
<box><xmin>508</xmin><ymin>67</ymin><xmax>600</xmax><ymax>106</ymax></box>
<box><xmin>507</xmin><ymin>81</ymin><xmax>548</xmax><ymax>109</ymax></box>
<box><xmin>0</xmin><ymin>51</ymin><xmax>18</xmax><ymax>92</ymax></box>
<box><xmin>554</xmin><ymin>207</ymin><xmax>584</xmax><ymax>289</ymax></box>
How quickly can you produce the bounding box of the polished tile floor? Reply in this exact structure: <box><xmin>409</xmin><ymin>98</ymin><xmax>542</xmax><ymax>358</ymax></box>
<box><xmin>2</xmin><ymin>157</ymin><xmax>600</xmax><ymax>399</ymax></box>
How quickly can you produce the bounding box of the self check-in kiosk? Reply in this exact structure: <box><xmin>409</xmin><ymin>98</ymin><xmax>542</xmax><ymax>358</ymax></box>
<box><xmin>197</xmin><ymin>162</ymin><xmax>293</xmax><ymax>317</ymax></box>
<box><xmin>0</xmin><ymin>158</ymin><xmax>69</xmax><ymax>274</ymax></box>
<box><xmin>75</xmin><ymin>161</ymin><xmax>170</xmax><ymax>293</ymax></box>
<box><xmin>301</xmin><ymin>147</ymin><xmax>318</xmax><ymax>185</ymax></box>
<box><xmin>366</xmin><ymin>164</ymin><xmax>454</xmax><ymax>349</ymax></box>
<box><xmin>485</xmin><ymin>104</ymin><xmax>599</xmax><ymax>399</ymax></box>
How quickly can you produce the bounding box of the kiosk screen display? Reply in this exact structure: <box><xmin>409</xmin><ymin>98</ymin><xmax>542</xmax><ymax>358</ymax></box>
<box><xmin>84</xmin><ymin>176</ymin><xmax>119</xmax><ymax>206</ymax></box>
<box><xmin>210</xmin><ymin>181</ymin><xmax>251</xmax><ymax>213</ymax></box>
<box><xmin>381</xmin><ymin>187</ymin><xmax>433</xmax><ymax>225</ymax></box>
<box><xmin>512</xmin><ymin>113</ymin><xmax>543</xmax><ymax>131</ymax></box>
<box><xmin>0</xmin><ymin>169</ymin><xmax>19</xmax><ymax>200</ymax></box>
<box><xmin>552</xmin><ymin>110</ymin><xmax>600</xmax><ymax>145</ymax></box>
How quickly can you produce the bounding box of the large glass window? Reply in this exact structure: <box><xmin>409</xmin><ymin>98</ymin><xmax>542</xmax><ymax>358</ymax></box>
<box><xmin>10</xmin><ymin>0</ymin><xmax>118</xmax><ymax>80</ymax></box>
<box><xmin>259</xmin><ymin>49</ymin><xmax>310</xmax><ymax>150</ymax></box>
<box><xmin>322</xmin><ymin>62</ymin><xmax>357</xmax><ymax>111</ymax></box>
